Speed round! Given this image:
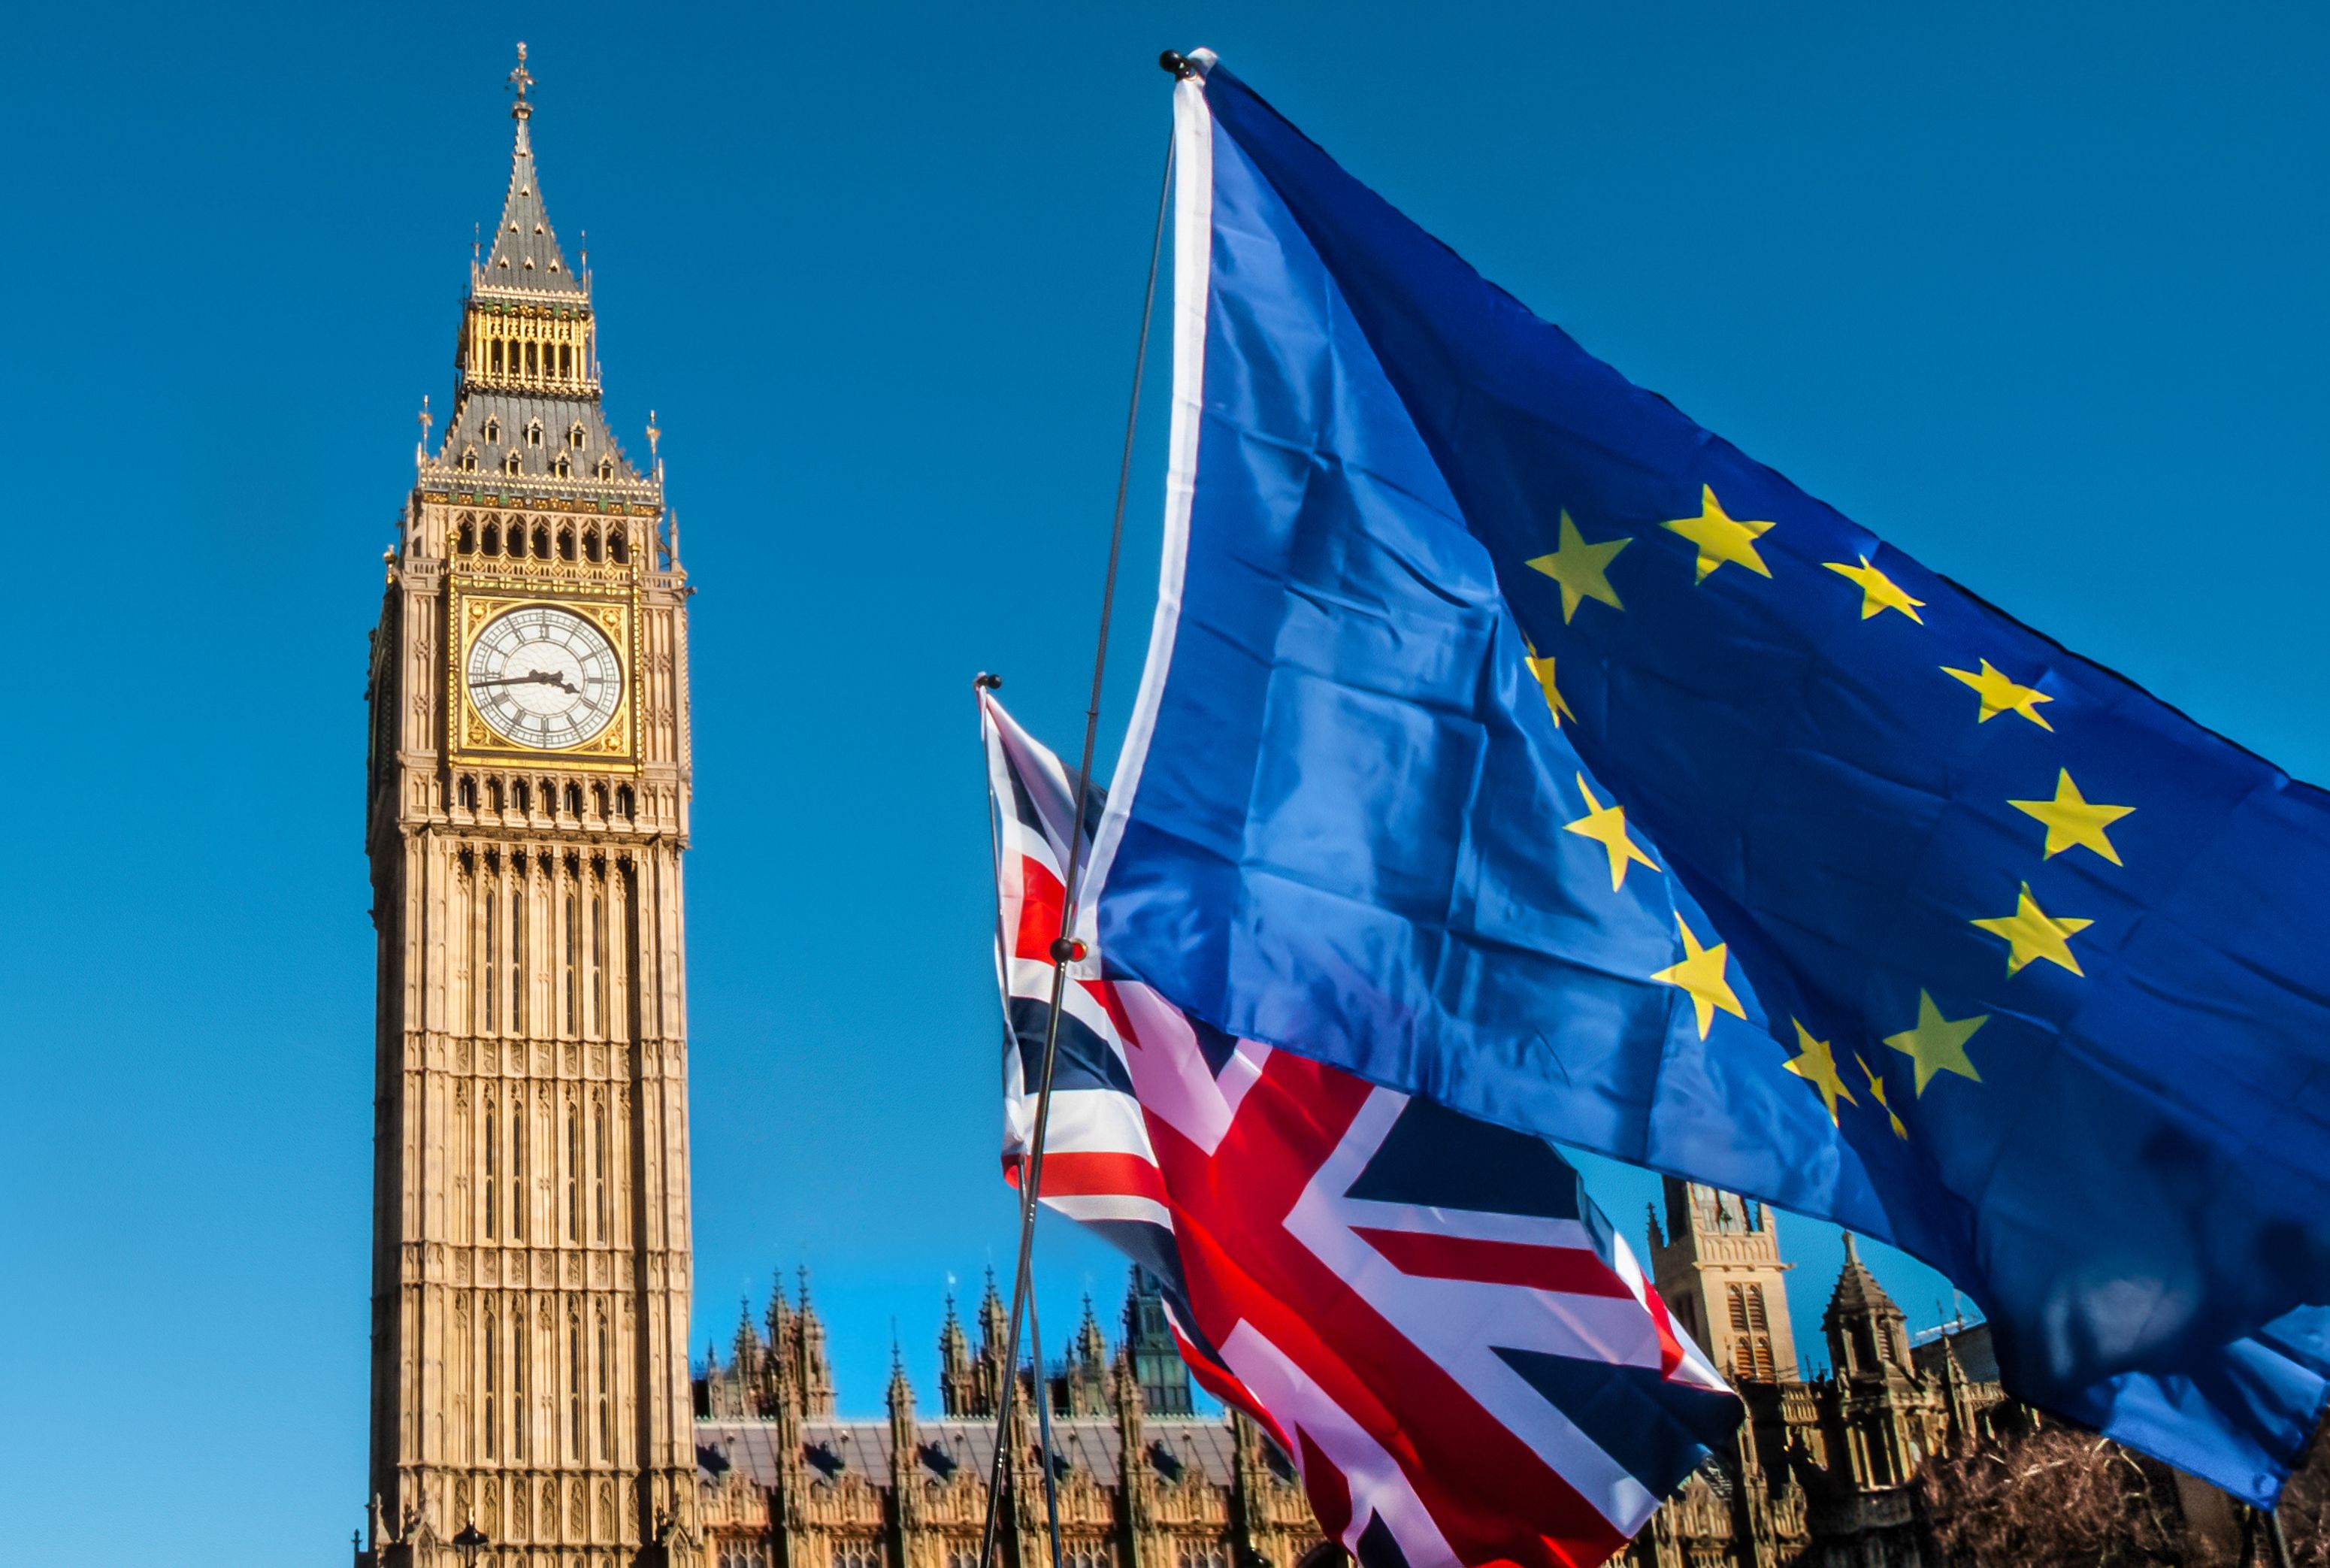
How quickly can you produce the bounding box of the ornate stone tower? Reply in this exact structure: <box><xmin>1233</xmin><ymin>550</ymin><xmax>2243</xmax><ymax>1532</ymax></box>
<box><xmin>1122</xmin><ymin>1267</ymin><xmax>1194</xmax><ymax>1417</ymax></box>
<box><xmin>1820</xmin><ymin>1234</ymin><xmax>1923</xmax><ymax>1488</ymax></box>
<box><xmin>363</xmin><ymin>45</ymin><xmax>697</xmax><ymax>1568</ymax></box>
<box><xmin>1648</xmin><ymin>1179</ymin><xmax>1799</xmax><ymax>1384</ymax></box>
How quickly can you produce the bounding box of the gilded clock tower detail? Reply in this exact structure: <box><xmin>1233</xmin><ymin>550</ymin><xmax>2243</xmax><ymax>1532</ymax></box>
<box><xmin>363</xmin><ymin>47</ymin><xmax>697</xmax><ymax>1568</ymax></box>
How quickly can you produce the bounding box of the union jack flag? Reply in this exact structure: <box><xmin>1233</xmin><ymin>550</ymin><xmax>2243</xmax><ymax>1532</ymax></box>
<box><xmin>982</xmin><ymin>693</ymin><xmax>1740</xmax><ymax>1568</ymax></box>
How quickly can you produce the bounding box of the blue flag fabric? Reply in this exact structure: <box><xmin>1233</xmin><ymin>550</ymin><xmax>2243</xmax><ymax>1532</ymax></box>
<box><xmin>1087</xmin><ymin>56</ymin><xmax>2330</xmax><ymax>1503</ymax></box>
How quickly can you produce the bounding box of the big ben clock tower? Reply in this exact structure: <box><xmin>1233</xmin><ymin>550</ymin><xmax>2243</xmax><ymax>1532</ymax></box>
<box><xmin>363</xmin><ymin>47</ymin><xmax>698</xmax><ymax>1568</ymax></box>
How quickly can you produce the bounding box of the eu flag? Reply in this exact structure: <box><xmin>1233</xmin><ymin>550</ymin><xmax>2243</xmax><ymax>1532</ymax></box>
<box><xmin>1086</xmin><ymin>55</ymin><xmax>2330</xmax><ymax>1503</ymax></box>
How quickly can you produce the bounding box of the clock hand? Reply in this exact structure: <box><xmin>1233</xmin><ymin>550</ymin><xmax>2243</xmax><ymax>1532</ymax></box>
<box><xmin>473</xmin><ymin>670</ymin><xmax>578</xmax><ymax>692</ymax></box>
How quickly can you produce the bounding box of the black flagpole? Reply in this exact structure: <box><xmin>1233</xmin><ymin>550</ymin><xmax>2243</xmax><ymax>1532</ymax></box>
<box><xmin>1025</xmin><ymin>1278</ymin><xmax>1064</xmax><ymax>1568</ymax></box>
<box><xmin>974</xmin><ymin>86</ymin><xmax>1179</xmax><ymax>1568</ymax></box>
<box><xmin>976</xmin><ymin>673</ymin><xmax>1066</xmax><ymax>1568</ymax></box>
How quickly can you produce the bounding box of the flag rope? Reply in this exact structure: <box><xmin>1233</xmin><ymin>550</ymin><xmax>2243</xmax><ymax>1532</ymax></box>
<box><xmin>974</xmin><ymin>101</ymin><xmax>1178</xmax><ymax>1568</ymax></box>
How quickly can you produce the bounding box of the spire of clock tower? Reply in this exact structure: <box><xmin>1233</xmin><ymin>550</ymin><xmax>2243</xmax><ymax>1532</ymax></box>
<box><xmin>424</xmin><ymin>44</ymin><xmax>648</xmax><ymax>498</ymax></box>
<box><xmin>483</xmin><ymin>43</ymin><xmax>584</xmax><ymax>294</ymax></box>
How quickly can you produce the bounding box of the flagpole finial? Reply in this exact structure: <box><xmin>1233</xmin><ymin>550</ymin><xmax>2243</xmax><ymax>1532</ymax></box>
<box><xmin>975</xmin><ymin>672</ymin><xmax>1003</xmax><ymax>692</ymax></box>
<box><xmin>1160</xmin><ymin>50</ymin><xmax>1198</xmax><ymax>80</ymax></box>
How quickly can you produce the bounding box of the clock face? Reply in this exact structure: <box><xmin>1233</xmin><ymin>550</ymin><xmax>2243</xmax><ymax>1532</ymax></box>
<box><xmin>465</xmin><ymin>605</ymin><xmax>624</xmax><ymax>749</ymax></box>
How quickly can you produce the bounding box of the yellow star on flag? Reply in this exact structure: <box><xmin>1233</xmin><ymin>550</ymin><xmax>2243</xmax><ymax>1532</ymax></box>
<box><xmin>1563</xmin><ymin>773</ymin><xmax>1659</xmax><ymax>891</ymax></box>
<box><xmin>1783</xmin><ymin>1019</ymin><xmax>1856</xmax><ymax>1125</ymax></box>
<box><xmin>1651</xmin><ymin>915</ymin><xmax>1746</xmax><ymax>1040</ymax></box>
<box><xmin>1882</xmin><ymin>991</ymin><xmax>1987</xmax><ymax>1096</ymax></box>
<box><xmin>1663</xmin><ymin>485</ymin><xmax>1774</xmax><ymax>583</ymax></box>
<box><xmin>1823</xmin><ymin>555</ymin><xmax>1926</xmax><ymax>622</ymax></box>
<box><xmin>1943</xmin><ymin>658</ymin><xmax>2055</xmax><ymax>730</ymax></box>
<box><xmin>2010</xmin><ymin>770</ymin><xmax>2132</xmax><ymax>865</ymax></box>
<box><xmin>1971</xmin><ymin>883</ymin><xmax>2092</xmax><ymax>976</ymax></box>
<box><xmin>1525</xmin><ymin>511</ymin><xmax>1629</xmax><ymax>622</ymax></box>
<box><xmin>1524</xmin><ymin>640</ymin><xmax>1575</xmax><ymax>728</ymax></box>
<box><xmin>1857</xmin><ymin>1058</ymin><xmax>1910</xmax><ymax>1139</ymax></box>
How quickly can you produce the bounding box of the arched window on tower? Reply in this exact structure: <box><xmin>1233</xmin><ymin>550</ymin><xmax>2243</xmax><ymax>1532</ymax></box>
<box><xmin>487</xmin><ymin>777</ymin><xmax>505</xmax><ymax>813</ymax></box>
<box><xmin>564</xmin><ymin>888</ymin><xmax>579</xmax><ymax>1034</ymax></box>
<box><xmin>510</xmin><ymin>1312</ymin><xmax>527</xmax><ymax>1461</ymax></box>
<box><xmin>597</xmin><ymin>456</ymin><xmax>616</xmax><ymax>482</ymax></box>
<box><xmin>511</xmin><ymin>886</ymin><xmax>528</xmax><ymax>1034</ymax></box>
<box><xmin>596</xmin><ymin>1315</ymin><xmax>611</xmax><ymax>1458</ymax></box>
<box><xmin>564</xmin><ymin>783</ymin><xmax>582</xmax><ymax>817</ymax></box>
<box><xmin>483</xmin><ymin>1098</ymin><xmax>498</xmax><ymax>1237</ymax></box>
<box><xmin>591</xmin><ymin>783</ymin><xmax>608</xmax><ymax>820</ymax></box>
<box><xmin>609</xmin><ymin>527</ymin><xmax>629</xmax><ymax>565</ymax></box>
<box><xmin>458</xmin><ymin>775</ymin><xmax>477</xmax><ymax>813</ymax></box>
<box><xmin>1744</xmin><ymin>1285</ymin><xmax>1775</xmax><ymax>1378</ymax></box>
<box><xmin>589</xmin><ymin>885</ymin><xmax>605</xmax><ymax>1032</ymax></box>
<box><xmin>504</xmin><ymin>449</ymin><xmax>522</xmax><ymax>477</ymax></box>
<box><xmin>481</xmin><ymin>519</ymin><xmax>501</xmax><ymax>556</ymax></box>
<box><xmin>592</xmin><ymin>1099</ymin><xmax>608</xmax><ymax>1241</ymax></box>
<box><xmin>483</xmin><ymin>1306</ymin><xmax>499</xmax><ymax>1458</ymax></box>
<box><xmin>557</xmin><ymin>524</ymin><xmax>575</xmax><ymax>558</ymax></box>
<box><xmin>565</xmin><ymin>1102</ymin><xmax>580</xmax><ymax>1243</ymax></box>
<box><xmin>552</xmin><ymin>454</ymin><xmax>570</xmax><ymax>480</ymax></box>
<box><xmin>456</xmin><ymin>517</ymin><xmax>476</xmax><ymax>555</ymax></box>
<box><xmin>525</xmin><ymin>341</ymin><xmax>539</xmax><ymax>377</ymax></box>
<box><xmin>513</xmin><ymin>779</ymin><xmax>530</xmax><ymax>814</ymax></box>
<box><xmin>559</xmin><ymin>343</ymin><xmax>573</xmax><ymax>378</ymax></box>
<box><xmin>1727</xmin><ymin>1285</ymin><xmax>1761</xmax><ymax>1378</ymax></box>
<box><xmin>533</xmin><ymin>524</ymin><xmax>552</xmax><ymax>559</ymax></box>
<box><xmin>510</xmin><ymin>1095</ymin><xmax>528</xmax><ymax>1243</ymax></box>
<box><xmin>569</xmin><ymin>421</ymin><xmax>586</xmax><ymax>450</ymax></box>
<box><xmin>491</xmin><ymin>339</ymin><xmax>504</xmax><ymax>375</ymax></box>
<box><xmin>527</xmin><ymin>419</ymin><xmax>543</xmax><ymax>447</ymax></box>
<box><xmin>582</xmin><ymin>525</ymin><xmax>601</xmax><ymax>563</ymax></box>
<box><xmin>461</xmin><ymin>446</ymin><xmax>480</xmax><ymax>474</ymax></box>
<box><xmin>483</xmin><ymin>889</ymin><xmax>499</xmax><ymax>1031</ymax></box>
<box><xmin>483</xmin><ymin>417</ymin><xmax>501</xmax><ymax>443</ymax></box>
<box><xmin>568</xmin><ymin>1317</ymin><xmax>584</xmax><ymax>1455</ymax></box>
<box><xmin>616</xmin><ymin>785</ymin><xmax>636</xmax><ymax>820</ymax></box>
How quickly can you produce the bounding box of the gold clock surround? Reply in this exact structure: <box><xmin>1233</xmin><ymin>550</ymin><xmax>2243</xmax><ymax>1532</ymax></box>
<box><xmin>447</xmin><ymin>578</ymin><xmax>641</xmax><ymax>769</ymax></box>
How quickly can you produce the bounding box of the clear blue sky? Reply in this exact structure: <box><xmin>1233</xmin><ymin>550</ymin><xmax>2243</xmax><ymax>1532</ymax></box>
<box><xmin>1</xmin><ymin>2</ymin><xmax>2323</xmax><ymax>1561</ymax></box>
